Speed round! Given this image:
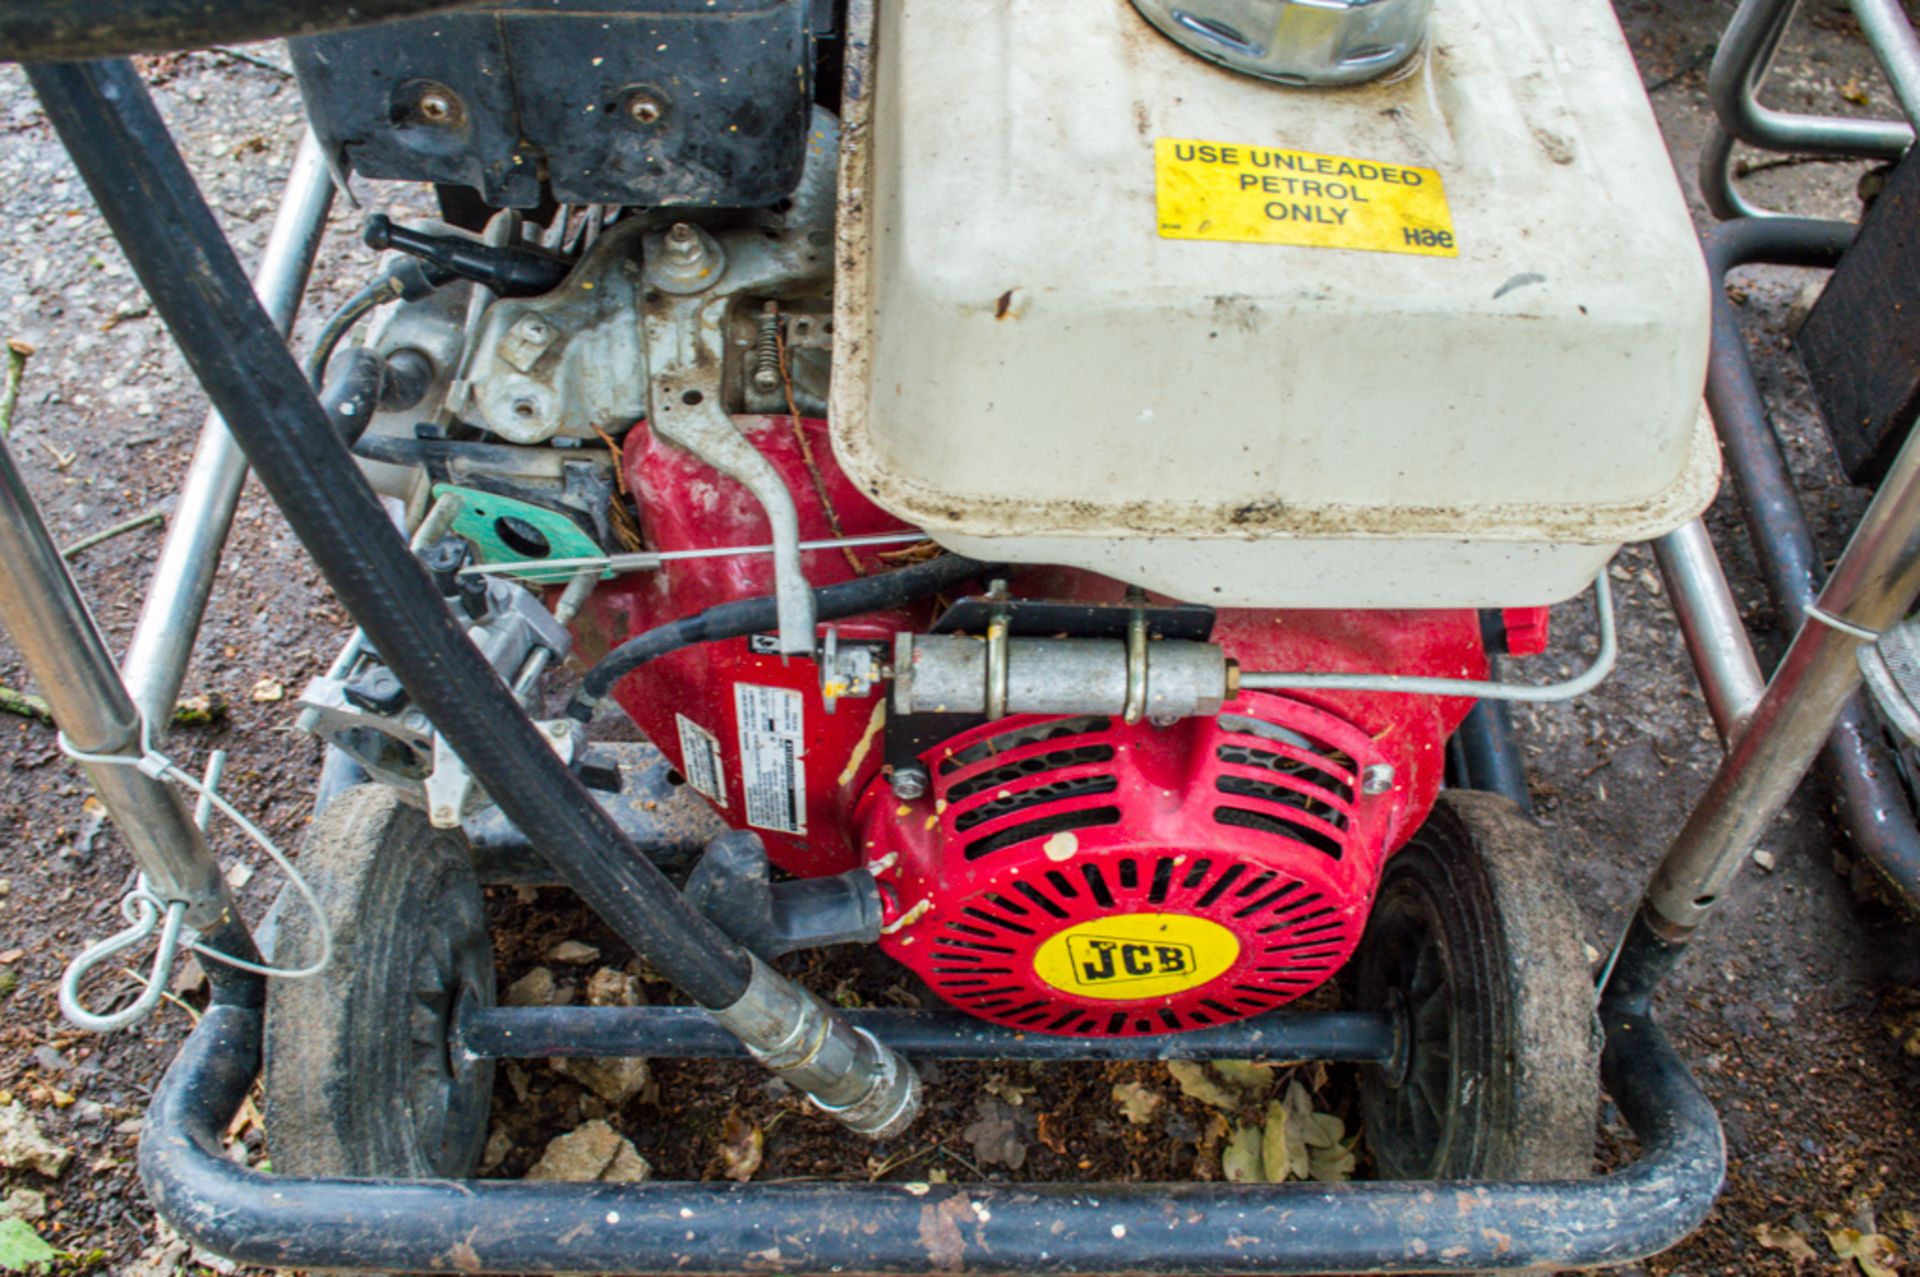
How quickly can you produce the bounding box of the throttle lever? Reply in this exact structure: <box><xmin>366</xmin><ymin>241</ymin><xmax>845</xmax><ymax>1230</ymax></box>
<box><xmin>364</xmin><ymin>213</ymin><xmax>572</xmax><ymax>297</ymax></box>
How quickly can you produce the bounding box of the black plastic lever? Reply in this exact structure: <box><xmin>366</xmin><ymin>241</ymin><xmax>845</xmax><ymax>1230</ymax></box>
<box><xmin>364</xmin><ymin>213</ymin><xmax>572</xmax><ymax>298</ymax></box>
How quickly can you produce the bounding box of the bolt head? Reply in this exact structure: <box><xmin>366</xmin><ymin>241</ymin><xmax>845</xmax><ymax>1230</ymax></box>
<box><xmin>1360</xmin><ymin>763</ymin><xmax>1396</xmax><ymax>796</ymax></box>
<box><xmin>416</xmin><ymin>86</ymin><xmax>461</xmax><ymax>125</ymax></box>
<box><xmin>625</xmin><ymin>90</ymin><xmax>666</xmax><ymax>125</ymax></box>
<box><xmin>890</xmin><ymin>766</ymin><xmax>930</xmax><ymax>801</ymax></box>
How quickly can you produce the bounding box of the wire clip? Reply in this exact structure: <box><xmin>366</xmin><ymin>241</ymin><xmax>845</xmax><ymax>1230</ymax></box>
<box><xmin>56</xmin><ymin>721</ymin><xmax>333</xmax><ymax>1032</ymax></box>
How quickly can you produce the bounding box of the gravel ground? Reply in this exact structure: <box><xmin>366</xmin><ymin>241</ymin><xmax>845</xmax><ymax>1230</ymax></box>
<box><xmin>0</xmin><ymin>6</ymin><xmax>1916</xmax><ymax>1274</ymax></box>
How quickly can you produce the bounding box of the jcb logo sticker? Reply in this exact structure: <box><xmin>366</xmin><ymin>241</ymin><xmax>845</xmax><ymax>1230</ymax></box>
<box><xmin>1032</xmin><ymin>912</ymin><xmax>1240</xmax><ymax>1001</ymax></box>
<box><xmin>1067</xmin><ymin>935</ymin><xmax>1196</xmax><ymax>987</ymax></box>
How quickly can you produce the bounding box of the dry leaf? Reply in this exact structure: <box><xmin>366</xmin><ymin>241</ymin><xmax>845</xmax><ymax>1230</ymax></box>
<box><xmin>1841</xmin><ymin>77</ymin><xmax>1871</xmax><ymax>105</ymax></box>
<box><xmin>1111</xmin><ymin>1080</ymin><xmax>1163</xmax><ymax>1127</ymax></box>
<box><xmin>1754</xmin><ymin>1222</ymin><xmax>1819</xmax><ymax>1267</ymax></box>
<box><xmin>1167</xmin><ymin>1060</ymin><xmax>1241</xmax><ymax>1110</ymax></box>
<box><xmin>984</xmin><ymin>1073</ymin><xmax>1037</xmax><ymax>1107</ymax></box>
<box><xmin>1308</xmin><ymin>1136</ymin><xmax>1358</xmax><ymax>1183</ymax></box>
<box><xmin>1830</xmin><ymin>1227</ymin><xmax>1902</xmax><ymax>1277</ymax></box>
<box><xmin>1221</xmin><ymin>1121</ymin><xmax>1264</xmax><ymax>1182</ymax></box>
<box><xmin>718</xmin><ymin>1112</ymin><xmax>764</xmax><ymax>1183</ymax></box>
<box><xmin>1209</xmin><ymin>1060</ymin><xmax>1275</xmax><ymax>1096</ymax></box>
<box><xmin>1261</xmin><ymin>1099</ymin><xmax>1309</xmax><ymax>1181</ymax></box>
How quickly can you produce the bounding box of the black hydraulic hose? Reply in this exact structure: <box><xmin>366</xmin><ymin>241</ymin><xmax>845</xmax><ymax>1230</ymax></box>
<box><xmin>316</xmin><ymin>347</ymin><xmax>384</xmax><ymax>446</ymax></box>
<box><xmin>570</xmin><ymin>554</ymin><xmax>1001</xmax><ymax>717</ymax></box>
<box><xmin>27</xmin><ymin>58</ymin><xmax>754</xmax><ymax>1009</ymax></box>
<box><xmin>0</xmin><ymin>0</ymin><xmax>484</xmax><ymax>62</ymax></box>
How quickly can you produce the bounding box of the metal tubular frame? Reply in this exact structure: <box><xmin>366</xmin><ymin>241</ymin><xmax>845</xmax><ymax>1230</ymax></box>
<box><xmin>121</xmin><ymin>130</ymin><xmax>334</xmax><ymax>732</ymax></box>
<box><xmin>26</xmin><ymin>1</ymin><xmax>1920</xmax><ymax>1267</ymax></box>
<box><xmin>1653</xmin><ymin>518</ymin><xmax>1766</xmax><ymax>742</ymax></box>
<box><xmin>453</xmin><ymin>1004</ymin><xmax>1400</xmax><ymax>1065</ymax></box>
<box><xmin>1699</xmin><ymin>0</ymin><xmax>1918</xmax><ymax>219</ymax></box>
<box><xmin>1683</xmin><ymin>218</ymin><xmax>1920</xmax><ymax>902</ymax></box>
<box><xmin>139</xmin><ymin>1002</ymin><xmax>1724</xmax><ymax>1276</ymax></box>
<box><xmin>0</xmin><ymin>433</ymin><xmax>263</xmax><ymax>996</ymax></box>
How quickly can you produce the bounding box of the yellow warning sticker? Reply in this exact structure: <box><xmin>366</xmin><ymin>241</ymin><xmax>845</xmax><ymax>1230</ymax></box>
<box><xmin>1155</xmin><ymin>137</ymin><xmax>1457</xmax><ymax>258</ymax></box>
<box><xmin>1032</xmin><ymin>913</ymin><xmax>1240</xmax><ymax>1001</ymax></box>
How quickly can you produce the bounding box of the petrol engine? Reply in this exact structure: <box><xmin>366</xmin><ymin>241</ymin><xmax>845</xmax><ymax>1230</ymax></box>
<box><xmin>293</xmin><ymin>0</ymin><xmax>1707</xmax><ymax>1037</ymax></box>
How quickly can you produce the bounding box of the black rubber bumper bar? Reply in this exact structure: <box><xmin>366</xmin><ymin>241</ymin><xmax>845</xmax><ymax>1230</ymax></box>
<box><xmin>143</xmin><ymin>1003</ymin><xmax>1724</xmax><ymax>1275</ymax></box>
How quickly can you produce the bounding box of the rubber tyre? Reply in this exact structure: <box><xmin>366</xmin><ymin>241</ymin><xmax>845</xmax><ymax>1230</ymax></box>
<box><xmin>263</xmin><ymin>785</ymin><xmax>496</xmax><ymax>1177</ymax></box>
<box><xmin>1353</xmin><ymin>789</ymin><xmax>1599</xmax><ymax>1181</ymax></box>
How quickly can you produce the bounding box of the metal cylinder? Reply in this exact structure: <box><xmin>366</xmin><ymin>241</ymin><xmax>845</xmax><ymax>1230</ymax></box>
<box><xmin>893</xmin><ymin>633</ymin><xmax>1229</xmax><ymax>719</ymax></box>
<box><xmin>121</xmin><ymin>130</ymin><xmax>334</xmax><ymax>731</ymax></box>
<box><xmin>0</xmin><ymin>435</ymin><xmax>233</xmax><ymax>928</ymax></box>
<box><xmin>706</xmin><ymin>955</ymin><xmax>921</xmax><ymax>1139</ymax></box>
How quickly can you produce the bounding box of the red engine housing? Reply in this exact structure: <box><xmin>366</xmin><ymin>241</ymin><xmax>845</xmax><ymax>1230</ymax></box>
<box><xmin>577</xmin><ymin>415</ymin><xmax>1492</xmax><ymax>1034</ymax></box>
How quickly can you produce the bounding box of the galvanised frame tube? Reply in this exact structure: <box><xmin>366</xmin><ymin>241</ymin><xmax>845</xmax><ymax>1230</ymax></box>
<box><xmin>1708</xmin><ymin>0</ymin><xmax>1913</xmax><ymax>160</ymax></box>
<box><xmin>121</xmin><ymin>130</ymin><xmax>334</xmax><ymax>732</ymax></box>
<box><xmin>1634</xmin><ymin>332</ymin><xmax>1920</xmax><ymax>942</ymax></box>
<box><xmin>1698</xmin><ymin>217</ymin><xmax>1920</xmax><ymax>905</ymax></box>
<box><xmin>1653</xmin><ymin>518</ymin><xmax>1766</xmax><ymax>743</ymax></box>
<box><xmin>142</xmin><ymin>1002</ymin><xmax>1724</xmax><ymax>1275</ymax></box>
<box><xmin>28</xmin><ymin>55</ymin><xmax>918</xmax><ymax>1137</ymax></box>
<box><xmin>0</xmin><ymin>433</ymin><xmax>262</xmax><ymax>988</ymax></box>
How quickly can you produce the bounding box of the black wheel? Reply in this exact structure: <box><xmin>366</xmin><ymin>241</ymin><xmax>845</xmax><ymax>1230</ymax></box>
<box><xmin>263</xmin><ymin>785</ymin><xmax>496</xmax><ymax>1177</ymax></box>
<box><xmin>1353</xmin><ymin>789</ymin><xmax>1599</xmax><ymax>1180</ymax></box>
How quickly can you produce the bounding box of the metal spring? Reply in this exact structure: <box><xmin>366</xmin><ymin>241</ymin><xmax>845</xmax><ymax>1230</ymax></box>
<box><xmin>751</xmin><ymin>301</ymin><xmax>782</xmax><ymax>394</ymax></box>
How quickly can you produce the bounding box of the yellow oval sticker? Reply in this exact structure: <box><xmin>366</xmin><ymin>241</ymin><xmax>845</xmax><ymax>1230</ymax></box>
<box><xmin>1032</xmin><ymin>913</ymin><xmax>1240</xmax><ymax>1001</ymax></box>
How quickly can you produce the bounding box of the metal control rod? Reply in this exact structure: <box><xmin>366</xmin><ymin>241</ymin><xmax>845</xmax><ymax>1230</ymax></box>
<box><xmin>121</xmin><ymin>130</ymin><xmax>334</xmax><ymax>731</ymax></box>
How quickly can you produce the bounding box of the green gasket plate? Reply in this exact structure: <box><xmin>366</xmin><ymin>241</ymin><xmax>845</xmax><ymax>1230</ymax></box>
<box><xmin>432</xmin><ymin>483</ymin><xmax>612</xmax><ymax>582</ymax></box>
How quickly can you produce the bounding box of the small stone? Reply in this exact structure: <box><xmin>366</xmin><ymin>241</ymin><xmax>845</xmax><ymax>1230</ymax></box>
<box><xmin>1753</xmin><ymin>848</ymin><xmax>1778</xmax><ymax>872</ymax></box>
<box><xmin>505</xmin><ymin>967</ymin><xmax>558</xmax><ymax>1007</ymax></box>
<box><xmin>546</xmin><ymin>940</ymin><xmax>601</xmax><ymax>966</ymax></box>
<box><xmin>553</xmin><ymin>1057</ymin><xmax>651</xmax><ymax>1106</ymax></box>
<box><xmin>524</xmin><ymin>1119</ymin><xmax>650</xmax><ymax>1183</ymax></box>
<box><xmin>586</xmin><ymin>967</ymin><xmax>643</xmax><ymax>1008</ymax></box>
<box><xmin>603</xmin><ymin>1142</ymin><xmax>651</xmax><ymax>1183</ymax></box>
<box><xmin>0</xmin><ymin>1186</ymin><xmax>47</xmax><ymax>1221</ymax></box>
<box><xmin>480</xmin><ymin>1126</ymin><xmax>513</xmax><ymax>1172</ymax></box>
<box><xmin>0</xmin><ymin>1102</ymin><xmax>73</xmax><ymax>1177</ymax></box>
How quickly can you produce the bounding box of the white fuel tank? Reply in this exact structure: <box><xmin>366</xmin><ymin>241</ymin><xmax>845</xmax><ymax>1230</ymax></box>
<box><xmin>831</xmin><ymin>0</ymin><xmax>1716</xmax><ymax>607</ymax></box>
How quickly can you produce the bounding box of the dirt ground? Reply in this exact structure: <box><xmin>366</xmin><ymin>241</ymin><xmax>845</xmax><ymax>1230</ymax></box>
<box><xmin>0</xmin><ymin>3</ymin><xmax>1916</xmax><ymax>1274</ymax></box>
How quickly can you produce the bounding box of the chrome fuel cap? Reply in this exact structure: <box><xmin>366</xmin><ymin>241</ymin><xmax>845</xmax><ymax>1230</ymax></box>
<box><xmin>1130</xmin><ymin>0</ymin><xmax>1434</xmax><ymax>86</ymax></box>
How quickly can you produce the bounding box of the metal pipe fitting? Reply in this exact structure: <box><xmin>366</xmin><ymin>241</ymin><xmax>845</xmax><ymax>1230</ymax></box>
<box><xmin>706</xmin><ymin>955</ymin><xmax>921</xmax><ymax>1139</ymax></box>
<box><xmin>893</xmin><ymin>632</ymin><xmax>1229</xmax><ymax>720</ymax></box>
